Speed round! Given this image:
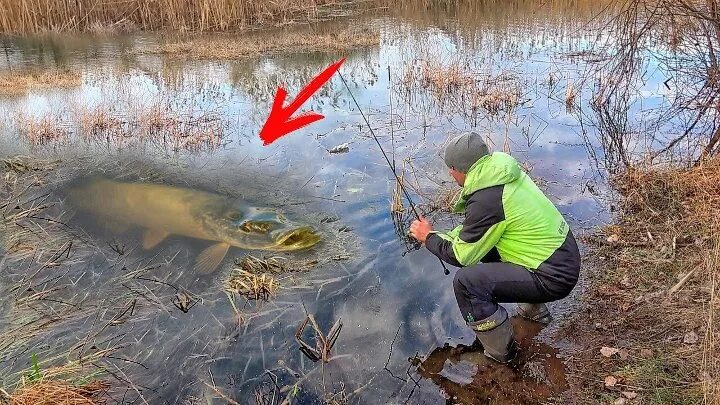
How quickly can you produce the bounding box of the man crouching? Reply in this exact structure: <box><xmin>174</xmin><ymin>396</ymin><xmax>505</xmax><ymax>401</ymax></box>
<box><xmin>409</xmin><ymin>131</ymin><xmax>581</xmax><ymax>363</ymax></box>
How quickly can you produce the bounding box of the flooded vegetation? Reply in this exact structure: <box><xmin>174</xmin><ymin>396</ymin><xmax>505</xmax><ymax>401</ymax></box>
<box><xmin>0</xmin><ymin>70</ymin><xmax>81</xmax><ymax>95</ymax></box>
<box><xmin>0</xmin><ymin>0</ymin><xmax>718</xmax><ymax>404</ymax></box>
<box><xmin>153</xmin><ymin>26</ymin><xmax>380</xmax><ymax>60</ymax></box>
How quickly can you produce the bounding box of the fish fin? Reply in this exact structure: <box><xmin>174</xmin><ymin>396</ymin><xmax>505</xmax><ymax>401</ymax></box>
<box><xmin>142</xmin><ymin>229</ymin><xmax>170</xmax><ymax>250</ymax></box>
<box><xmin>194</xmin><ymin>243</ymin><xmax>230</xmax><ymax>275</ymax></box>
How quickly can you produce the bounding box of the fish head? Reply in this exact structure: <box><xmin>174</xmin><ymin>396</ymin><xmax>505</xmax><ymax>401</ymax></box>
<box><xmin>202</xmin><ymin>205</ymin><xmax>321</xmax><ymax>251</ymax></box>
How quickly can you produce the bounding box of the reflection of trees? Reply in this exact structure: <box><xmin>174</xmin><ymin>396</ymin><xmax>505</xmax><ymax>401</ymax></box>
<box><xmin>576</xmin><ymin>1</ymin><xmax>720</xmax><ymax>171</ymax></box>
<box><xmin>228</xmin><ymin>49</ymin><xmax>378</xmax><ymax>111</ymax></box>
<box><xmin>0</xmin><ymin>34</ymin><xmax>137</xmax><ymax>71</ymax></box>
<box><xmin>383</xmin><ymin>0</ymin><xmax>613</xmax><ymax>57</ymax></box>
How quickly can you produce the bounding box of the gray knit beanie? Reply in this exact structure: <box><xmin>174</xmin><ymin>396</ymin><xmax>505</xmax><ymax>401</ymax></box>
<box><xmin>443</xmin><ymin>132</ymin><xmax>490</xmax><ymax>173</ymax></box>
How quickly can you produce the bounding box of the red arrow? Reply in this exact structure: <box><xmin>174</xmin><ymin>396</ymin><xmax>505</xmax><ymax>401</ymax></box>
<box><xmin>259</xmin><ymin>57</ymin><xmax>346</xmax><ymax>145</ymax></box>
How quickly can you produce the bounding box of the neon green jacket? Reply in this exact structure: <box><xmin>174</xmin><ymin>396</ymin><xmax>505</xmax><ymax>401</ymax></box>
<box><xmin>425</xmin><ymin>152</ymin><xmax>569</xmax><ymax>270</ymax></box>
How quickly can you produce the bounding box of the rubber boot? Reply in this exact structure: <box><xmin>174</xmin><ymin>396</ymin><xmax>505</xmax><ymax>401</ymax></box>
<box><xmin>516</xmin><ymin>303</ymin><xmax>553</xmax><ymax>324</ymax></box>
<box><xmin>468</xmin><ymin>306</ymin><xmax>517</xmax><ymax>364</ymax></box>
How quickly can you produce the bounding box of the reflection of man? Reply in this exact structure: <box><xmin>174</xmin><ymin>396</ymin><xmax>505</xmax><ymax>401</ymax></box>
<box><xmin>409</xmin><ymin>132</ymin><xmax>581</xmax><ymax>363</ymax></box>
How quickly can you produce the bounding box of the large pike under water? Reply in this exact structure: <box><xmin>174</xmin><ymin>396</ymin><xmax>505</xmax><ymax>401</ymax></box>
<box><xmin>68</xmin><ymin>177</ymin><xmax>321</xmax><ymax>274</ymax></box>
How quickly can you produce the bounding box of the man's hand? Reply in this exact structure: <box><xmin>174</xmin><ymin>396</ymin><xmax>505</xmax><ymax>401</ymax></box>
<box><xmin>409</xmin><ymin>217</ymin><xmax>433</xmax><ymax>244</ymax></box>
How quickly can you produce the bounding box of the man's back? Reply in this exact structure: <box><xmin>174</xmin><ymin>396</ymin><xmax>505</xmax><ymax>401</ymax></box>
<box><xmin>410</xmin><ymin>131</ymin><xmax>581</xmax><ymax>364</ymax></box>
<box><xmin>437</xmin><ymin>151</ymin><xmax>569</xmax><ymax>269</ymax></box>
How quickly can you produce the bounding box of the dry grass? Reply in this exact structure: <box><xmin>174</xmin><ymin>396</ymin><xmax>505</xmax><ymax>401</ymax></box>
<box><xmin>565</xmin><ymin>80</ymin><xmax>577</xmax><ymax>112</ymax></box>
<box><xmin>400</xmin><ymin>58</ymin><xmax>522</xmax><ymax>119</ymax></box>
<box><xmin>153</xmin><ymin>27</ymin><xmax>379</xmax><ymax>59</ymax></box>
<box><xmin>557</xmin><ymin>158</ymin><xmax>720</xmax><ymax>404</ymax></box>
<box><xmin>226</xmin><ymin>269</ymin><xmax>280</xmax><ymax>302</ymax></box>
<box><xmin>0</xmin><ymin>0</ymin><xmax>364</xmax><ymax>33</ymax></box>
<box><xmin>0</xmin><ymin>70</ymin><xmax>81</xmax><ymax>95</ymax></box>
<box><xmin>4</xmin><ymin>353</ymin><xmax>111</xmax><ymax>405</ymax></box>
<box><xmin>77</xmin><ymin>106</ymin><xmax>126</xmax><ymax>142</ymax></box>
<box><xmin>225</xmin><ymin>254</ymin><xmax>316</xmax><ymax>301</ymax></box>
<box><xmin>8</xmin><ymin>380</ymin><xmax>108</xmax><ymax>405</ymax></box>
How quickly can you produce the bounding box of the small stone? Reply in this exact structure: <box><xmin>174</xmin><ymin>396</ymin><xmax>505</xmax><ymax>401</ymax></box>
<box><xmin>622</xmin><ymin>391</ymin><xmax>638</xmax><ymax>399</ymax></box>
<box><xmin>600</xmin><ymin>346</ymin><xmax>619</xmax><ymax>357</ymax></box>
<box><xmin>605</xmin><ymin>375</ymin><xmax>618</xmax><ymax>387</ymax></box>
<box><xmin>607</xmin><ymin>234</ymin><xmax>619</xmax><ymax>243</ymax></box>
<box><xmin>683</xmin><ymin>331</ymin><xmax>699</xmax><ymax>344</ymax></box>
<box><xmin>619</xmin><ymin>349</ymin><xmax>629</xmax><ymax>360</ymax></box>
<box><xmin>614</xmin><ymin>398</ymin><xmax>627</xmax><ymax>405</ymax></box>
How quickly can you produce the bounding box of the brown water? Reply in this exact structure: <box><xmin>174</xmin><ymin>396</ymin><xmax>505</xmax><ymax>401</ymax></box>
<box><xmin>0</xmin><ymin>1</ymin><xmax>645</xmax><ymax>404</ymax></box>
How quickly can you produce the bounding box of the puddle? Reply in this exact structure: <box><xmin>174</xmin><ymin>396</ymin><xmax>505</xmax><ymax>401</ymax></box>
<box><xmin>416</xmin><ymin>318</ymin><xmax>567</xmax><ymax>404</ymax></box>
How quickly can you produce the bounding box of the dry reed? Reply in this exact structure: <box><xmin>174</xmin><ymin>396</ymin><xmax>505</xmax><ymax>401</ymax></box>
<box><xmin>401</xmin><ymin>58</ymin><xmax>522</xmax><ymax>119</ymax></box>
<box><xmin>0</xmin><ymin>0</ymin><xmax>362</xmax><ymax>33</ymax></box>
<box><xmin>11</xmin><ymin>101</ymin><xmax>226</xmax><ymax>152</ymax></box>
<box><xmin>0</xmin><ymin>70</ymin><xmax>81</xmax><ymax>95</ymax></box>
<box><xmin>154</xmin><ymin>27</ymin><xmax>379</xmax><ymax>59</ymax></box>
<box><xmin>226</xmin><ymin>269</ymin><xmax>280</xmax><ymax>302</ymax></box>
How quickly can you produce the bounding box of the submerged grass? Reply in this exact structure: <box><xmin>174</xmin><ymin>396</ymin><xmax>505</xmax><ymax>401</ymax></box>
<box><xmin>557</xmin><ymin>158</ymin><xmax>720</xmax><ymax>404</ymax></box>
<box><xmin>152</xmin><ymin>26</ymin><xmax>380</xmax><ymax>59</ymax></box>
<box><xmin>0</xmin><ymin>70</ymin><xmax>81</xmax><ymax>95</ymax></box>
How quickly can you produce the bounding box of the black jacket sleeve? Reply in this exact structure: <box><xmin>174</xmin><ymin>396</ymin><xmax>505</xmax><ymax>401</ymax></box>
<box><xmin>425</xmin><ymin>185</ymin><xmax>506</xmax><ymax>267</ymax></box>
<box><xmin>426</xmin><ymin>233</ymin><xmax>463</xmax><ymax>267</ymax></box>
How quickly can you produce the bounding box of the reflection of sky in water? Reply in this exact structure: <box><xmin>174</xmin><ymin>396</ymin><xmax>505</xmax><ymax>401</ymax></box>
<box><xmin>0</xmin><ymin>9</ymin><xmax>651</xmax><ymax>403</ymax></box>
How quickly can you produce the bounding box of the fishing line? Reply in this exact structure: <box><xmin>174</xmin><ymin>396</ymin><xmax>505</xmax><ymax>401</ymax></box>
<box><xmin>338</xmin><ymin>71</ymin><xmax>451</xmax><ymax>276</ymax></box>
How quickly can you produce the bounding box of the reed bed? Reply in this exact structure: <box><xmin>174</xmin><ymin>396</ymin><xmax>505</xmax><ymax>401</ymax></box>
<box><xmin>557</xmin><ymin>158</ymin><xmax>720</xmax><ymax>404</ymax></box>
<box><xmin>0</xmin><ymin>0</ymin><xmax>365</xmax><ymax>33</ymax></box>
<box><xmin>0</xmin><ymin>70</ymin><xmax>81</xmax><ymax>95</ymax></box>
<box><xmin>153</xmin><ymin>26</ymin><xmax>379</xmax><ymax>59</ymax></box>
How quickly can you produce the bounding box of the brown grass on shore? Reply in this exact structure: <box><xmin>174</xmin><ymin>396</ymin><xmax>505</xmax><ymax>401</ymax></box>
<box><xmin>0</xmin><ymin>71</ymin><xmax>81</xmax><ymax>95</ymax></box>
<box><xmin>153</xmin><ymin>27</ymin><xmax>380</xmax><ymax>59</ymax></box>
<box><xmin>557</xmin><ymin>158</ymin><xmax>720</xmax><ymax>404</ymax></box>
<box><xmin>8</xmin><ymin>380</ymin><xmax>109</xmax><ymax>405</ymax></box>
<box><xmin>4</xmin><ymin>351</ymin><xmax>112</xmax><ymax>405</ymax></box>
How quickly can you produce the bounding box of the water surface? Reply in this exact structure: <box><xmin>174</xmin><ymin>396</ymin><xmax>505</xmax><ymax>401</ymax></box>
<box><xmin>0</xmin><ymin>2</ymin><xmax>623</xmax><ymax>403</ymax></box>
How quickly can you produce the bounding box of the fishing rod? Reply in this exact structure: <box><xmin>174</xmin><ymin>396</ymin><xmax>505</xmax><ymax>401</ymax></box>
<box><xmin>338</xmin><ymin>71</ymin><xmax>451</xmax><ymax>276</ymax></box>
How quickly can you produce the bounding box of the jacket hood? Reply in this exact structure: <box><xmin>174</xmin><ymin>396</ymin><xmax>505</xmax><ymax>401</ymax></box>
<box><xmin>452</xmin><ymin>152</ymin><xmax>522</xmax><ymax>212</ymax></box>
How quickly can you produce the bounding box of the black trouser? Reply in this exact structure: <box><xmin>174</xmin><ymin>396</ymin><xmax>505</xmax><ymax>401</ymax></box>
<box><xmin>453</xmin><ymin>230</ymin><xmax>581</xmax><ymax>324</ymax></box>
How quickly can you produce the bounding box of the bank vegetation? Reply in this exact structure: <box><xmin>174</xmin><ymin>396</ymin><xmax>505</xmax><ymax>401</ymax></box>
<box><xmin>559</xmin><ymin>1</ymin><xmax>720</xmax><ymax>403</ymax></box>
